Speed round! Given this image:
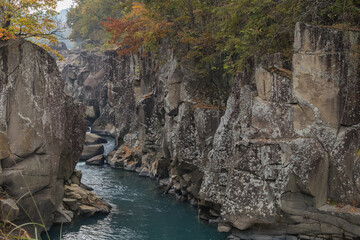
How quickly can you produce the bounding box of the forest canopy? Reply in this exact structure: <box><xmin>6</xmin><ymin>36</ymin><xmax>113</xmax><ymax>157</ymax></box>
<box><xmin>66</xmin><ymin>0</ymin><xmax>130</xmax><ymax>48</ymax></box>
<box><xmin>69</xmin><ymin>0</ymin><xmax>360</xmax><ymax>82</ymax></box>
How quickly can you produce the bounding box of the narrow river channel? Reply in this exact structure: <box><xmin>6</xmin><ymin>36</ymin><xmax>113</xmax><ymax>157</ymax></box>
<box><xmin>48</xmin><ymin>136</ymin><xmax>227</xmax><ymax>240</ymax></box>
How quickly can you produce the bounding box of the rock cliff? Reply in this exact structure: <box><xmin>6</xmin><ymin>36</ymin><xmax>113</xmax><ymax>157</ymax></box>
<box><xmin>59</xmin><ymin>50</ymin><xmax>108</xmax><ymax>126</ymax></box>
<box><xmin>0</xmin><ymin>40</ymin><xmax>86</xmax><ymax>231</ymax></box>
<box><xmin>201</xmin><ymin>23</ymin><xmax>360</xmax><ymax>239</ymax></box>
<box><xmin>61</xmin><ymin>23</ymin><xmax>360</xmax><ymax>239</ymax></box>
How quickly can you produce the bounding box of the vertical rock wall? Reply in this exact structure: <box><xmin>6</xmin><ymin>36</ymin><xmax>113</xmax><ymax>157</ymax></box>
<box><xmin>0</xmin><ymin>40</ymin><xmax>86</xmax><ymax>229</ymax></box>
<box><xmin>200</xmin><ymin>23</ymin><xmax>360</xmax><ymax>238</ymax></box>
<box><xmin>60</xmin><ymin>23</ymin><xmax>360</xmax><ymax>239</ymax></box>
<box><xmin>105</xmin><ymin>50</ymin><xmax>225</xmax><ymax>206</ymax></box>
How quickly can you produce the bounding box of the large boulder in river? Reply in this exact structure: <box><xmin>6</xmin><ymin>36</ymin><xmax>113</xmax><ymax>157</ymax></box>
<box><xmin>85</xmin><ymin>132</ymin><xmax>107</xmax><ymax>145</ymax></box>
<box><xmin>0</xmin><ymin>40</ymin><xmax>86</xmax><ymax>230</ymax></box>
<box><xmin>81</xmin><ymin>144</ymin><xmax>104</xmax><ymax>160</ymax></box>
<box><xmin>86</xmin><ymin>154</ymin><xmax>105</xmax><ymax>166</ymax></box>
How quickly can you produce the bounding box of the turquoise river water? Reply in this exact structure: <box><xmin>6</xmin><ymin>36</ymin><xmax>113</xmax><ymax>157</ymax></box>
<box><xmin>47</xmin><ymin>136</ymin><xmax>227</xmax><ymax>240</ymax></box>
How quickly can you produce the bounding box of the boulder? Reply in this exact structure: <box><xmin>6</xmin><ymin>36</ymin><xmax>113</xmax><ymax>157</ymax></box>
<box><xmin>53</xmin><ymin>205</ymin><xmax>74</xmax><ymax>224</ymax></box>
<box><xmin>106</xmin><ymin>150</ymin><xmax>116</xmax><ymax>163</ymax></box>
<box><xmin>124</xmin><ymin>161</ymin><xmax>136</xmax><ymax>171</ymax></box>
<box><xmin>63</xmin><ymin>198</ymin><xmax>79</xmax><ymax>211</ymax></box>
<box><xmin>81</xmin><ymin>144</ymin><xmax>104</xmax><ymax>160</ymax></box>
<box><xmin>108</xmin><ymin>145</ymin><xmax>133</xmax><ymax>169</ymax></box>
<box><xmin>70</xmin><ymin>170</ymin><xmax>82</xmax><ymax>185</ymax></box>
<box><xmin>92</xmin><ymin>123</ymin><xmax>116</xmax><ymax>136</ymax></box>
<box><xmin>109</xmin><ymin>159</ymin><xmax>125</xmax><ymax>168</ymax></box>
<box><xmin>0</xmin><ymin>198</ymin><xmax>19</xmax><ymax>222</ymax></box>
<box><xmin>218</xmin><ymin>222</ymin><xmax>232</xmax><ymax>233</ymax></box>
<box><xmin>85</xmin><ymin>133</ymin><xmax>107</xmax><ymax>145</ymax></box>
<box><xmin>139</xmin><ymin>167</ymin><xmax>151</xmax><ymax>177</ymax></box>
<box><xmin>64</xmin><ymin>184</ymin><xmax>111</xmax><ymax>217</ymax></box>
<box><xmin>86</xmin><ymin>154</ymin><xmax>105</xmax><ymax>166</ymax></box>
<box><xmin>85</xmin><ymin>105</ymin><xmax>97</xmax><ymax>121</ymax></box>
<box><xmin>79</xmin><ymin>205</ymin><xmax>98</xmax><ymax>217</ymax></box>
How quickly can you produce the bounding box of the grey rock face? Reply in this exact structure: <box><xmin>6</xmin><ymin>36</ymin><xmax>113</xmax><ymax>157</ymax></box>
<box><xmin>200</xmin><ymin>23</ymin><xmax>360</xmax><ymax>238</ymax></box>
<box><xmin>0</xmin><ymin>40</ymin><xmax>86</xmax><ymax>229</ymax></box>
<box><xmin>0</xmin><ymin>198</ymin><xmax>19</xmax><ymax>221</ymax></box>
<box><xmin>60</xmin><ymin>23</ymin><xmax>360</xmax><ymax>239</ymax></box>
<box><xmin>59</xmin><ymin>50</ymin><xmax>106</xmax><ymax>124</ymax></box>
<box><xmin>85</xmin><ymin>133</ymin><xmax>107</xmax><ymax>145</ymax></box>
<box><xmin>86</xmin><ymin>154</ymin><xmax>105</xmax><ymax>166</ymax></box>
<box><xmin>81</xmin><ymin>144</ymin><xmax>104</xmax><ymax>160</ymax></box>
<box><xmin>63</xmin><ymin>184</ymin><xmax>111</xmax><ymax>217</ymax></box>
<box><xmin>98</xmin><ymin>50</ymin><xmax>225</xmax><ymax>202</ymax></box>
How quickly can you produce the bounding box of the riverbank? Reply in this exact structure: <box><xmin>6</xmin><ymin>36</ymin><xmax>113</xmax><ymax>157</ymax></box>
<box><xmin>48</xmin><ymin>162</ymin><xmax>227</xmax><ymax>240</ymax></box>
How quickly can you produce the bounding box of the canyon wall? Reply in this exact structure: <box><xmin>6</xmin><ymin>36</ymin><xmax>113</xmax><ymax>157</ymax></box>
<box><xmin>61</xmin><ymin>23</ymin><xmax>360</xmax><ymax>239</ymax></box>
<box><xmin>201</xmin><ymin>23</ymin><xmax>360</xmax><ymax>239</ymax></box>
<box><xmin>0</xmin><ymin>40</ymin><xmax>86</xmax><ymax>230</ymax></box>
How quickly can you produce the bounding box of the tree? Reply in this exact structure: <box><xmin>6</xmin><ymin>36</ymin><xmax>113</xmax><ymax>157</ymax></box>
<box><xmin>0</xmin><ymin>0</ymin><xmax>61</xmax><ymax>57</ymax></box>
<box><xmin>101</xmin><ymin>2</ymin><xmax>172</xmax><ymax>56</ymax></box>
<box><xmin>66</xmin><ymin>0</ymin><xmax>129</xmax><ymax>48</ymax></box>
<box><xmin>103</xmin><ymin>0</ymin><xmax>359</xmax><ymax>74</ymax></box>
<box><xmin>217</xmin><ymin>0</ymin><xmax>360</xmax><ymax>72</ymax></box>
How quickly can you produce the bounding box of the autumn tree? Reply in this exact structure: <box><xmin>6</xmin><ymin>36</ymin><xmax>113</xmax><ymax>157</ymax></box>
<box><xmin>0</xmin><ymin>0</ymin><xmax>62</xmax><ymax>55</ymax></box>
<box><xmin>67</xmin><ymin>0</ymin><xmax>129</xmax><ymax>48</ymax></box>
<box><xmin>216</xmin><ymin>0</ymin><xmax>360</xmax><ymax>72</ymax></box>
<box><xmin>103</xmin><ymin>0</ymin><xmax>359</xmax><ymax>74</ymax></box>
<box><xmin>101</xmin><ymin>2</ymin><xmax>172</xmax><ymax>56</ymax></box>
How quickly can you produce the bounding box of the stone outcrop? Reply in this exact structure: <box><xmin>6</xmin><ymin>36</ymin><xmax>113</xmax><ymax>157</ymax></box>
<box><xmin>0</xmin><ymin>40</ymin><xmax>86</xmax><ymax>230</ymax></box>
<box><xmin>86</xmin><ymin>154</ymin><xmax>105</xmax><ymax>166</ymax></box>
<box><xmin>60</xmin><ymin>23</ymin><xmax>360</xmax><ymax>239</ymax></box>
<box><xmin>85</xmin><ymin>132</ymin><xmax>107</xmax><ymax>145</ymax></box>
<box><xmin>63</xmin><ymin>184</ymin><xmax>111</xmax><ymax>217</ymax></box>
<box><xmin>102</xmin><ymin>49</ymin><xmax>224</xmax><ymax>207</ymax></box>
<box><xmin>200</xmin><ymin>23</ymin><xmax>360</xmax><ymax>239</ymax></box>
<box><xmin>80</xmin><ymin>144</ymin><xmax>104</xmax><ymax>160</ymax></box>
<box><xmin>59</xmin><ymin>50</ymin><xmax>107</xmax><ymax>125</ymax></box>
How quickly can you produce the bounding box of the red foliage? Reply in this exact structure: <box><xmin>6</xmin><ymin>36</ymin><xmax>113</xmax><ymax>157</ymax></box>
<box><xmin>101</xmin><ymin>3</ymin><xmax>172</xmax><ymax>56</ymax></box>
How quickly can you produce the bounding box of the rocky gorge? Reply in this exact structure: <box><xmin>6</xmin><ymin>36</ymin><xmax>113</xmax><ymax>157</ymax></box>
<box><xmin>58</xmin><ymin>22</ymin><xmax>360</xmax><ymax>239</ymax></box>
<box><xmin>0</xmin><ymin>21</ymin><xmax>359</xmax><ymax>240</ymax></box>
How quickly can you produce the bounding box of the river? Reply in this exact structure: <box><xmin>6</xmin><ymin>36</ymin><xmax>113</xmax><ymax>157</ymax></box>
<box><xmin>47</xmin><ymin>136</ymin><xmax>227</xmax><ymax>240</ymax></box>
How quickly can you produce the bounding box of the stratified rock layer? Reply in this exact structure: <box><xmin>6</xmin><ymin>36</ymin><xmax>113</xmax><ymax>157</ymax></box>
<box><xmin>0</xmin><ymin>40</ymin><xmax>86</xmax><ymax>229</ymax></box>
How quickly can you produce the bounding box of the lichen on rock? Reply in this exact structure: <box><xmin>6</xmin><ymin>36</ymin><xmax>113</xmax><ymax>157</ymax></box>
<box><xmin>0</xmin><ymin>39</ymin><xmax>87</xmax><ymax>232</ymax></box>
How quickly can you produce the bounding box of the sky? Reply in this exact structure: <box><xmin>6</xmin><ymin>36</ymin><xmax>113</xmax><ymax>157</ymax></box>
<box><xmin>56</xmin><ymin>0</ymin><xmax>75</xmax><ymax>12</ymax></box>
